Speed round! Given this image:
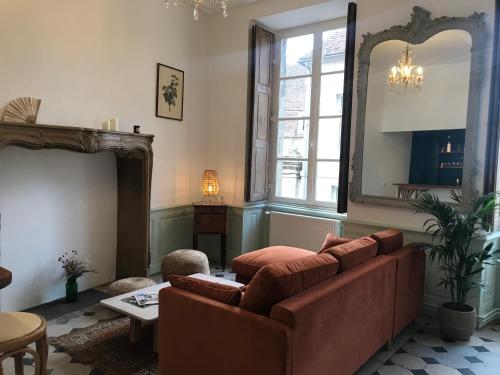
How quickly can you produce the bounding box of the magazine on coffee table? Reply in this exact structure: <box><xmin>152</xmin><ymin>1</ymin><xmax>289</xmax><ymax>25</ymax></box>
<box><xmin>122</xmin><ymin>292</ymin><xmax>159</xmax><ymax>308</ymax></box>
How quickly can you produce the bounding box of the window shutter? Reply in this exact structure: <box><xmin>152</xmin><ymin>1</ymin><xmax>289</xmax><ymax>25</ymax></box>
<box><xmin>245</xmin><ymin>24</ymin><xmax>275</xmax><ymax>202</ymax></box>
<box><xmin>484</xmin><ymin>0</ymin><xmax>500</xmax><ymax>195</ymax></box>
<box><xmin>337</xmin><ymin>2</ymin><xmax>357</xmax><ymax>213</ymax></box>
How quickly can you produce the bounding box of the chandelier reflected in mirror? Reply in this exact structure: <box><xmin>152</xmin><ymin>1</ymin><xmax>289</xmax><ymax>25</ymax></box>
<box><xmin>388</xmin><ymin>43</ymin><xmax>424</xmax><ymax>93</ymax></box>
<box><xmin>164</xmin><ymin>0</ymin><xmax>229</xmax><ymax>21</ymax></box>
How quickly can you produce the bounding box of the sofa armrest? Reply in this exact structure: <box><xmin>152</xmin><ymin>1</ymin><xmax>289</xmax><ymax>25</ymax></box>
<box><xmin>384</xmin><ymin>244</ymin><xmax>426</xmax><ymax>337</ymax></box>
<box><xmin>270</xmin><ymin>256</ymin><xmax>396</xmax><ymax>375</ymax></box>
<box><xmin>158</xmin><ymin>287</ymin><xmax>291</xmax><ymax>375</ymax></box>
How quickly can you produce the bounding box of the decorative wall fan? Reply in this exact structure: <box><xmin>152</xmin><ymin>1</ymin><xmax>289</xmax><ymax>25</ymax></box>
<box><xmin>2</xmin><ymin>97</ymin><xmax>41</xmax><ymax>124</ymax></box>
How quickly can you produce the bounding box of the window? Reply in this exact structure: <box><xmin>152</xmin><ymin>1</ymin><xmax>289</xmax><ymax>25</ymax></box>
<box><xmin>272</xmin><ymin>23</ymin><xmax>347</xmax><ymax>207</ymax></box>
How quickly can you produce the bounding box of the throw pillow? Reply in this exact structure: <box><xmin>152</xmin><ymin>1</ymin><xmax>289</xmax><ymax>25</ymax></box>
<box><xmin>239</xmin><ymin>253</ymin><xmax>339</xmax><ymax>315</ymax></box>
<box><xmin>169</xmin><ymin>275</ymin><xmax>242</xmax><ymax>306</ymax></box>
<box><xmin>319</xmin><ymin>233</ymin><xmax>352</xmax><ymax>252</ymax></box>
<box><xmin>325</xmin><ymin>236</ymin><xmax>378</xmax><ymax>271</ymax></box>
<box><xmin>370</xmin><ymin>229</ymin><xmax>403</xmax><ymax>254</ymax></box>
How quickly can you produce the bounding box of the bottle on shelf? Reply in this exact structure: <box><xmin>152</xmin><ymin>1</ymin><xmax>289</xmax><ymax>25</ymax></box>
<box><xmin>446</xmin><ymin>136</ymin><xmax>452</xmax><ymax>153</ymax></box>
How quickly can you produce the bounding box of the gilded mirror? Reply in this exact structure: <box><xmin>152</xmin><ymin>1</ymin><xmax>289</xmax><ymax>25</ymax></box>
<box><xmin>350</xmin><ymin>7</ymin><xmax>487</xmax><ymax>208</ymax></box>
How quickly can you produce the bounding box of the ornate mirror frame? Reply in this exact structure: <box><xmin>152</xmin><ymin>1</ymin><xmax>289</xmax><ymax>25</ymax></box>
<box><xmin>350</xmin><ymin>6</ymin><xmax>488</xmax><ymax>208</ymax></box>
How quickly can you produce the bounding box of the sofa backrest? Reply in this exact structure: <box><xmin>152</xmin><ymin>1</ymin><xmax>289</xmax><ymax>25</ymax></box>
<box><xmin>270</xmin><ymin>255</ymin><xmax>397</xmax><ymax>375</ymax></box>
<box><xmin>239</xmin><ymin>253</ymin><xmax>339</xmax><ymax>315</ymax></box>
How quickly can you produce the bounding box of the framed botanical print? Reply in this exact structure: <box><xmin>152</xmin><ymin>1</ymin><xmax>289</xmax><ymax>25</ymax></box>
<box><xmin>156</xmin><ymin>63</ymin><xmax>184</xmax><ymax>121</ymax></box>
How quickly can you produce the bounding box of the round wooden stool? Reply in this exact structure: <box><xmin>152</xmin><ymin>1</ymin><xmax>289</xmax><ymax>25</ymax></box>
<box><xmin>0</xmin><ymin>312</ymin><xmax>48</xmax><ymax>375</ymax></box>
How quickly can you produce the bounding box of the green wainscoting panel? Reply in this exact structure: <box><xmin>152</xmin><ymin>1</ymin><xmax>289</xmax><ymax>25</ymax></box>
<box><xmin>226</xmin><ymin>207</ymin><xmax>244</xmax><ymax>263</ymax></box>
<box><xmin>344</xmin><ymin>219</ymin><xmax>500</xmax><ymax>327</ymax></box>
<box><xmin>149</xmin><ymin>203</ymin><xmax>269</xmax><ymax>272</ymax></box>
<box><xmin>241</xmin><ymin>204</ymin><xmax>268</xmax><ymax>254</ymax></box>
<box><xmin>150</xmin><ymin>205</ymin><xmax>194</xmax><ymax>275</ymax></box>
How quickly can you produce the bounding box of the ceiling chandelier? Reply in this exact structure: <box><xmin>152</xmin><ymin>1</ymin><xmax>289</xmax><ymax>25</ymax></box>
<box><xmin>164</xmin><ymin>0</ymin><xmax>229</xmax><ymax>21</ymax></box>
<box><xmin>388</xmin><ymin>43</ymin><xmax>424</xmax><ymax>92</ymax></box>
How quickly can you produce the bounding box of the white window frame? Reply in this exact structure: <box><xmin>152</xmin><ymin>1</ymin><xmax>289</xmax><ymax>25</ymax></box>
<box><xmin>270</xmin><ymin>18</ymin><xmax>347</xmax><ymax>209</ymax></box>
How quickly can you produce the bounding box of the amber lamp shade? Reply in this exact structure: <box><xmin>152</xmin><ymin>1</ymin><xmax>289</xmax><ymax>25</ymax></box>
<box><xmin>201</xmin><ymin>170</ymin><xmax>220</xmax><ymax>197</ymax></box>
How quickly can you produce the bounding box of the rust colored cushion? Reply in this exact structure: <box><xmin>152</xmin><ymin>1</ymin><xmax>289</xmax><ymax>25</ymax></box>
<box><xmin>239</xmin><ymin>253</ymin><xmax>339</xmax><ymax>315</ymax></box>
<box><xmin>371</xmin><ymin>229</ymin><xmax>403</xmax><ymax>255</ymax></box>
<box><xmin>326</xmin><ymin>237</ymin><xmax>377</xmax><ymax>272</ymax></box>
<box><xmin>169</xmin><ymin>275</ymin><xmax>242</xmax><ymax>306</ymax></box>
<box><xmin>319</xmin><ymin>233</ymin><xmax>352</xmax><ymax>252</ymax></box>
<box><xmin>232</xmin><ymin>246</ymin><xmax>315</xmax><ymax>282</ymax></box>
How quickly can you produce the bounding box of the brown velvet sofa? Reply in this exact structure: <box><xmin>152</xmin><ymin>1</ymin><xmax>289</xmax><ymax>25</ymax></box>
<box><xmin>158</xmin><ymin>230</ymin><xmax>425</xmax><ymax>375</ymax></box>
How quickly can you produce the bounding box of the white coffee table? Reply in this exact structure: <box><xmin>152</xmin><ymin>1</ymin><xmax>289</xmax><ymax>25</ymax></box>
<box><xmin>100</xmin><ymin>273</ymin><xmax>243</xmax><ymax>349</ymax></box>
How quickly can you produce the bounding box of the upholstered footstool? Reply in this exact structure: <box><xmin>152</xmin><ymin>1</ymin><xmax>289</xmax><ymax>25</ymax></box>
<box><xmin>107</xmin><ymin>277</ymin><xmax>157</xmax><ymax>296</ymax></box>
<box><xmin>161</xmin><ymin>249</ymin><xmax>210</xmax><ymax>281</ymax></box>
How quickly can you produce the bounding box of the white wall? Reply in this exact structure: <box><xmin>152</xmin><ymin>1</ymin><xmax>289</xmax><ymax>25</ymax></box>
<box><xmin>381</xmin><ymin>61</ymin><xmax>470</xmax><ymax>133</ymax></box>
<box><xmin>362</xmin><ymin>68</ymin><xmax>412</xmax><ymax>197</ymax></box>
<box><xmin>0</xmin><ymin>0</ymin><xmax>210</xmax><ymax>310</ymax></box>
<box><xmin>368</xmin><ymin>32</ymin><xmax>471</xmax><ymax>133</ymax></box>
<box><xmin>0</xmin><ymin>148</ymin><xmax>117</xmax><ymax>311</ymax></box>
<box><xmin>362</xmin><ymin>60</ymin><xmax>469</xmax><ymax>198</ymax></box>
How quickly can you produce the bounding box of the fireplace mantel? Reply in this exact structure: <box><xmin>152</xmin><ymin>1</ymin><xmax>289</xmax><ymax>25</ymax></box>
<box><xmin>0</xmin><ymin>121</ymin><xmax>154</xmax><ymax>278</ymax></box>
<box><xmin>0</xmin><ymin>122</ymin><xmax>153</xmax><ymax>155</ymax></box>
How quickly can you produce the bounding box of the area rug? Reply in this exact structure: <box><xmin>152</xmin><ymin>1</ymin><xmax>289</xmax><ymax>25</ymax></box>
<box><xmin>50</xmin><ymin>316</ymin><xmax>158</xmax><ymax>375</ymax></box>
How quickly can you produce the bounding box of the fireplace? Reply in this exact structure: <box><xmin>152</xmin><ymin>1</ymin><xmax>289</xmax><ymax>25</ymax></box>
<box><xmin>0</xmin><ymin>121</ymin><xmax>154</xmax><ymax>279</ymax></box>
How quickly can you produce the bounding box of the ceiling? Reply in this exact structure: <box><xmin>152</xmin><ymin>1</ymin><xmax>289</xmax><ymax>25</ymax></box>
<box><xmin>257</xmin><ymin>0</ymin><xmax>349</xmax><ymax>31</ymax></box>
<box><xmin>230</xmin><ymin>0</ymin><xmax>268</xmax><ymax>9</ymax></box>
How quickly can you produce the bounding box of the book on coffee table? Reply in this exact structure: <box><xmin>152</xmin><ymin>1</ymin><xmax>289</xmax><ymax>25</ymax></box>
<box><xmin>122</xmin><ymin>292</ymin><xmax>159</xmax><ymax>308</ymax></box>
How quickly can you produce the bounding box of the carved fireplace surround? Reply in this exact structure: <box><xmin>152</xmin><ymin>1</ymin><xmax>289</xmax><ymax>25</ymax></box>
<box><xmin>0</xmin><ymin>121</ymin><xmax>154</xmax><ymax>279</ymax></box>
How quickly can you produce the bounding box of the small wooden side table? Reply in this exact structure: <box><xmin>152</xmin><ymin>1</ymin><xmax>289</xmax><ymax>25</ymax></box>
<box><xmin>192</xmin><ymin>204</ymin><xmax>228</xmax><ymax>271</ymax></box>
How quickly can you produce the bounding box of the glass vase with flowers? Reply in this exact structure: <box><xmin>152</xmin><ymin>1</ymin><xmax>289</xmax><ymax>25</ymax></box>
<box><xmin>58</xmin><ymin>251</ymin><xmax>95</xmax><ymax>303</ymax></box>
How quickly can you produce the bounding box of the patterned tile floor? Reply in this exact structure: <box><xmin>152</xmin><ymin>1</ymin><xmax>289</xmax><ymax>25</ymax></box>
<box><xmin>358</xmin><ymin>319</ymin><xmax>500</xmax><ymax>375</ymax></box>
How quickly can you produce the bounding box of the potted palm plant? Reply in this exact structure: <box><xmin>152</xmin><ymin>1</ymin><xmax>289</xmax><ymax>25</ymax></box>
<box><xmin>413</xmin><ymin>191</ymin><xmax>499</xmax><ymax>341</ymax></box>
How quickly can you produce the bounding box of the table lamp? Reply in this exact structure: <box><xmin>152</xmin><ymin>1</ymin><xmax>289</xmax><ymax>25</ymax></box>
<box><xmin>201</xmin><ymin>170</ymin><xmax>220</xmax><ymax>202</ymax></box>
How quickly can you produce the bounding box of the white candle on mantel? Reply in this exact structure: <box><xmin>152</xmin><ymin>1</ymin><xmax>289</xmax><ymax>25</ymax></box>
<box><xmin>102</xmin><ymin>120</ymin><xmax>111</xmax><ymax>131</ymax></box>
<box><xmin>110</xmin><ymin>117</ymin><xmax>119</xmax><ymax>131</ymax></box>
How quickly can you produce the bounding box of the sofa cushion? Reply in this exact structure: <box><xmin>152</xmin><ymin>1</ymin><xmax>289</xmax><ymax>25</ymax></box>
<box><xmin>232</xmin><ymin>246</ymin><xmax>315</xmax><ymax>282</ymax></box>
<box><xmin>371</xmin><ymin>229</ymin><xmax>403</xmax><ymax>255</ymax></box>
<box><xmin>326</xmin><ymin>237</ymin><xmax>377</xmax><ymax>272</ymax></box>
<box><xmin>319</xmin><ymin>233</ymin><xmax>352</xmax><ymax>252</ymax></box>
<box><xmin>169</xmin><ymin>275</ymin><xmax>242</xmax><ymax>306</ymax></box>
<box><xmin>239</xmin><ymin>253</ymin><xmax>339</xmax><ymax>315</ymax></box>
